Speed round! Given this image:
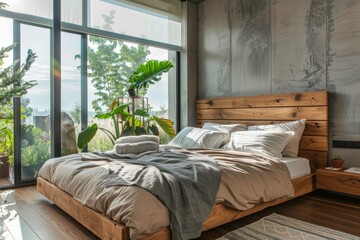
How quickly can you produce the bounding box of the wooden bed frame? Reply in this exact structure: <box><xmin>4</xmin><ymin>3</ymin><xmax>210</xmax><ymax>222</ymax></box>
<box><xmin>37</xmin><ymin>91</ymin><xmax>329</xmax><ymax>240</ymax></box>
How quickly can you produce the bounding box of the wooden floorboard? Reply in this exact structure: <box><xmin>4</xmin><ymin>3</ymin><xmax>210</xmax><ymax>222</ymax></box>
<box><xmin>1</xmin><ymin>187</ymin><xmax>360</xmax><ymax>239</ymax></box>
<box><xmin>199</xmin><ymin>190</ymin><xmax>360</xmax><ymax>239</ymax></box>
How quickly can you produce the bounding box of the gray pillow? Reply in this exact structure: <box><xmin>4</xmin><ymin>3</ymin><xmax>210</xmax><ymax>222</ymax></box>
<box><xmin>169</xmin><ymin>127</ymin><xmax>229</xmax><ymax>149</ymax></box>
<box><xmin>247</xmin><ymin>119</ymin><xmax>306</xmax><ymax>157</ymax></box>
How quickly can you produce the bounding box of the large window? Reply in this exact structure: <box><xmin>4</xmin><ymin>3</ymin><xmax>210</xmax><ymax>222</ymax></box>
<box><xmin>90</xmin><ymin>0</ymin><xmax>181</xmax><ymax>46</ymax></box>
<box><xmin>0</xmin><ymin>0</ymin><xmax>180</xmax><ymax>188</ymax></box>
<box><xmin>87</xmin><ymin>36</ymin><xmax>176</xmax><ymax>151</ymax></box>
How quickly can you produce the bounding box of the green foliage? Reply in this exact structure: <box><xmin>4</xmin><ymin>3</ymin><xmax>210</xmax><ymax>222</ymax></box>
<box><xmin>77</xmin><ymin>100</ymin><xmax>175</xmax><ymax>150</ymax></box>
<box><xmin>77</xmin><ymin>123</ymin><xmax>98</xmax><ymax>150</ymax></box>
<box><xmin>21</xmin><ymin>124</ymin><xmax>35</xmax><ymax>148</ymax></box>
<box><xmin>0</xmin><ymin>122</ymin><xmax>13</xmax><ymax>156</ymax></box>
<box><xmin>333</xmin><ymin>154</ymin><xmax>342</xmax><ymax>160</ymax></box>
<box><xmin>0</xmin><ymin>44</ymin><xmax>37</xmax><ymax>105</ymax></box>
<box><xmin>128</xmin><ymin>60</ymin><xmax>174</xmax><ymax>93</ymax></box>
<box><xmin>0</xmin><ymin>103</ymin><xmax>14</xmax><ymax>164</ymax></box>
<box><xmin>152</xmin><ymin>116</ymin><xmax>175</xmax><ymax>138</ymax></box>
<box><xmin>21</xmin><ymin>139</ymin><xmax>50</xmax><ymax>167</ymax></box>
<box><xmin>87</xmin><ymin>35</ymin><xmax>150</xmax><ymax>113</ymax></box>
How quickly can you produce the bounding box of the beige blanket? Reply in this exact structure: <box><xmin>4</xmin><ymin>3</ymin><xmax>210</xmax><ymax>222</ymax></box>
<box><xmin>38</xmin><ymin>148</ymin><xmax>294</xmax><ymax>240</ymax></box>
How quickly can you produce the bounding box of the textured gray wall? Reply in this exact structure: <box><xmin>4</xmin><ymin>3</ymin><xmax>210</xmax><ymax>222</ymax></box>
<box><xmin>198</xmin><ymin>0</ymin><xmax>360</xmax><ymax>166</ymax></box>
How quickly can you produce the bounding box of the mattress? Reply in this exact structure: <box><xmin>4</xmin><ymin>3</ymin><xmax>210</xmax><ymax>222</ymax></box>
<box><xmin>280</xmin><ymin>157</ymin><xmax>311</xmax><ymax>179</ymax></box>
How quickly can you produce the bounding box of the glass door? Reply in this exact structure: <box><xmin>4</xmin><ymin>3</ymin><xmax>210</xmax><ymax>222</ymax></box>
<box><xmin>17</xmin><ymin>23</ymin><xmax>52</xmax><ymax>182</ymax></box>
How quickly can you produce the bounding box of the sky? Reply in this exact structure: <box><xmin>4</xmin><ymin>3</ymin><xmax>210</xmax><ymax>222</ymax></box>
<box><xmin>0</xmin><ymin>0</ymin><xmax>180</xmax><ymax>114</ymax></box>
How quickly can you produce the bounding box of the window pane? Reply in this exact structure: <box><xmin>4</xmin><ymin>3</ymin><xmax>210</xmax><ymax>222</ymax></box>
<box><xmin>87</xmin><ymin>35</ymin><xmax>176</xmax><ymax>151</ymax></box>
<box><xmin>90</xmin><ymin>0</ymin><xmax>181</xmax><ymax>46</ymax></box>
<box><xmin>2</xmin><ymin>0</ymin><xmax>52</xmax><ymax>19</ymax></box>
<box><xmin>62</xmin><ymin>0</ymin><xmax>82</xmax><ymax>25</ymax></box>
<box><xmin>20</xmin><ymin>24</ymin><xmax>51</xmax><ymax>180</ymax></box>
<box><xmin>0</xmin><ymin>17</ymin><xmax>14</xmax><ymax>185</ymax></box>
<box><xmin>61</xmin><ymin>32</ymin><xmax>81</xmax><ymax>156</ymax></box>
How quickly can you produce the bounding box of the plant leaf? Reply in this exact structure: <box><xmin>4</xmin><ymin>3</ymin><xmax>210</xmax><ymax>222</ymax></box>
<box><xmin>77</xmin><ymin>123</ymin><xmax>98</xmax><ymax>149</ymax></box>
<box><xmin>95</xmin><ymin>112</ymin><xmax>112</xmax><ymax>119</ymax></box>
<box><xmin>152</xmin><ymin>116</ymin><xmax>175</xmax><ymax>138</ymax></box>
<box><xmin>129</xmin><ymin>60</ymin><xmax>174</xmax><ymax>90</ymax></box>
<box><xmin>111</xmin><ymin>103</ymin><xmax>130</xmax><ymax>116</ymax></box>
<box><xmin>122</xmin><ymin>125</ymin><xmax>133</xmax><ymax>136</ymax></box>
<box><xmin>94</xmin><ymin>103</ymin><xmax>130</xmax><ymax>119</ymax></box>
<box><xmin>134</xmin><ymin>109</ymin><xmax>149</xmax><ymax>117</ymax></box>
<box><xmin>149</xmin><ymin>124</ymin><xmax>159</xmax><ymax>136</ymax></box>
<box><xmin>135</xmin><ymin>126</ymin><xmax>146</xmax><ymax>135</ymax></box>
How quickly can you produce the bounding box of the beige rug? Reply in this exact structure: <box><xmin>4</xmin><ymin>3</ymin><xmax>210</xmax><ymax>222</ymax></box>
<box><xmin>218</xmin><ymin>213</ymin><xmax>360</xmax><ymax>240</ymax></box>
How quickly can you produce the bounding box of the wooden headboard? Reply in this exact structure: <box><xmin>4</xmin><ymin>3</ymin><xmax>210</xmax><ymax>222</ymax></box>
<box><xmin>196</xmin><ymin>91</ymin><xmax>329</xmax><ymax>172</ymax></box>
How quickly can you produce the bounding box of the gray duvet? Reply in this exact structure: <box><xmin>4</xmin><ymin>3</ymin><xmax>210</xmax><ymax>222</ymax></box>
<box><xmin>38</xmin><ymin>146</ymin><xmax>294</xmax><ymax>240</ymax></box>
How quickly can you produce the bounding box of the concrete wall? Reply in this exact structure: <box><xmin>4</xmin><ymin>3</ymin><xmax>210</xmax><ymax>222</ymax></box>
<box><xmin>198</xmin><ymin>0</ymin><xmax>360</xmax><ymax>166</ymax></box>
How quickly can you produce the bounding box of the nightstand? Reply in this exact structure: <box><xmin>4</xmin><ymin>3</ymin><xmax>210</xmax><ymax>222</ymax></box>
<box><xmin>316</xmin><ymin>168</ymin><xmax>360</xmax><ymax>196</ymax></box>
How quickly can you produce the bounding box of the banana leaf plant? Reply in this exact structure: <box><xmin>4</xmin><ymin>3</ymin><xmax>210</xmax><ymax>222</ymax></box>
<box><xmin>127</xmin><ymin>60</ymin><xmax>174</xmax><ymax>97</ymax></box>
<box><xmin>77</xmin><ymin>102</ymin><xmax>175</xmax><ymax>150</ymax></box>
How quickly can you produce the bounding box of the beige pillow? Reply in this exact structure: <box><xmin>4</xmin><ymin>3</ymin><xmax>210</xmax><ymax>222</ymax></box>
<box><xmin>247</xmin><ymin>119</ymin><xmax>306</xmax><ymax>157</ymax></box>
<box><xmin>230</xmin><ymin>131</ymin><xmax>295</xmax><ymax>158</ymax></box>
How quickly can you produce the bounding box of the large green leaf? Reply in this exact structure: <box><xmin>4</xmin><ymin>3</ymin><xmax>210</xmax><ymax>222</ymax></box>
<box><xmin>134</xmin><ymin>109</ymin><xmax>149</xmax><ymax>118</ymax></box>
<box><xmin>111</xmin><ymin>103</ymin><xmax>130</xmax><ymax>116</ymax></box>
<box><xmin>95</xmin><ymin>112</ymin><xmax>111</xmax><ymax>119</ymax></box>
<box><xmin>129</xmin><ymin>60</ymin><xmax>174</xmax><ymax>90</ymax></box>
<box><xmin>77</xmin><ymin>123</ymin><xmax>98</xmax><ymax>149</ymax></box>
<box><xmin>95</xmin><ymin>103</ymin><xmax>130</xmax><ymax>119</ymax></box>
<box><xmin>152</xmin><ymin>116</ymin><xmax>175</xmax><ymax>138</ymax></box>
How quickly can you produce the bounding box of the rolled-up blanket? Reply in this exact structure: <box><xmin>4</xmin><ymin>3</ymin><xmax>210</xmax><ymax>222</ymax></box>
<box><xmin>115</xmin><ymin>135</ymin><xmax>159</xmax><ymax>145</ymax></box>
<box><xmin>113</xmin><ymin>141</ymin><xmax>159</xmax><ymax>158</ymax></box>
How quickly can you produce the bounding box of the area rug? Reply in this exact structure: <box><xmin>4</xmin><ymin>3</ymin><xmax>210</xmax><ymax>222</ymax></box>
<box><xmin>217</xmin><ymin>213</ymin><xmax>360</xmax><ymax>240</ymax></box>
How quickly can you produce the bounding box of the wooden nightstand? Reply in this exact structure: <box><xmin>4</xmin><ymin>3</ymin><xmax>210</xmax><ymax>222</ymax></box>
<box><xmin>316</xmin><ymin>168</ymin><xmax>360</xmax><ymax>196</ymax></box>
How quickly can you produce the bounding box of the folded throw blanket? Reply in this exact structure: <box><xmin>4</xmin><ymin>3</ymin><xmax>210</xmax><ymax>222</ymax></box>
<box><xmin>114</xmin><ymin>141</ymin><xmax>159</xmax><ymax>158</ymax></box>
<box><xmin>115</xmin><ymin>135</ymin><xmax>159</xmax><ymax>145</ymax></box>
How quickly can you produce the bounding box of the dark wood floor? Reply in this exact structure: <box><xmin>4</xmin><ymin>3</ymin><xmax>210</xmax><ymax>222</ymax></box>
<box><xmin>199</xmin><ymin>191</ymin><xmax>360</xmax><ymax>239</ymax></box>
<box><xmin>0</xmin><ymin>187</ymin><xmax>359</xmax><ymax>239</ymax></box>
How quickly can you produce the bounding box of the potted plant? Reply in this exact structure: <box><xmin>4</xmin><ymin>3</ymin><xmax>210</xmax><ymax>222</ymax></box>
<box><xmin>332</xmin><ymin>154</ymin><xmax>345</xmax><ymax>168</ymax></box>
<box><xmin>77</xmin><ymin>59</ymin><xmax>175</xmax><ymax>150</ymax></box>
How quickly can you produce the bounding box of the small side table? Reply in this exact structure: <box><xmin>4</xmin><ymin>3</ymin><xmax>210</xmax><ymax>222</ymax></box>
<box><xmin>316</xmin><ymin>168</ymin><xmax>360</xmax><ymax>196</ymax></box>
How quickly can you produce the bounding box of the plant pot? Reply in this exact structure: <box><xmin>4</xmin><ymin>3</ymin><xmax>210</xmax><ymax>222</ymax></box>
<box><xmin>128</xmin><ymin>88</ymin><xmax>137</xmax><ymax>97</ymax></box>
<box><xmin>332</xmin><ymin>159</ymin><xmax>344</xmax><ymax>168</ymax></box>
<box><xmin>0</xmin><ymin>155</ymin><xmax>10</xmax><ymax>179</ymax></box>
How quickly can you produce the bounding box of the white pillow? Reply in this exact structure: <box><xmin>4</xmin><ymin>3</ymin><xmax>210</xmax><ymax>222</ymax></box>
<box><xmin>202</xmin><ymin>123</ymin><xmax>247</xmax><ymax>146</ymax></box>
<box><xmin>202</xmin><ymin>122</ymin><xmax>247</xmax><ymax>133</ymax></box>
<box><xmin>247</xmin><ymin>119</ymin><xmax>306</xmax><ymax>157</ymax></box>
<box><xmin>230</xmin><ymin>131</ymin><xmax>295</xmax><ymax>158</ymax></box>
<box><xmin>169</xmin><ymin>127</ymin><xmax>229</xmax><ymax>149</ymax></box>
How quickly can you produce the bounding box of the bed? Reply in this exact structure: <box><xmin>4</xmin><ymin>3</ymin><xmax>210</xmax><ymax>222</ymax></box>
<box><xmin>37</xmin><ymin>91</ymin><xmax>329</xmax><ymax>240</ymax></box>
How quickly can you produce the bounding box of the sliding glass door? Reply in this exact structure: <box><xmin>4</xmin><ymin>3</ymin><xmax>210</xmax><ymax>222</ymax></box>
<box><xmin>17</xmin><ymin>23</ymin><xmax>51</xmax><ymax>182</ymax></box>
<box><xmin>14</xmin><ymin>24</ymin><xmax>83</xmax><ymax>184</ymax></box>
